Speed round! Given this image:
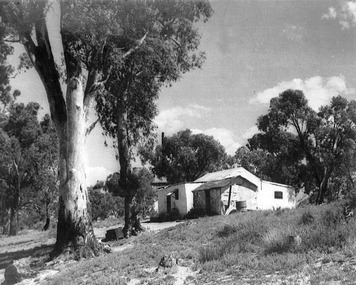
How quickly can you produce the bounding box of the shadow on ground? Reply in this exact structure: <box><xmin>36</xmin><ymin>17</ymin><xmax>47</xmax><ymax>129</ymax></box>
<box><xmin>0</xmin><ymin>244</ymin><xmax>54</xmax><ymax>270</ymax></box>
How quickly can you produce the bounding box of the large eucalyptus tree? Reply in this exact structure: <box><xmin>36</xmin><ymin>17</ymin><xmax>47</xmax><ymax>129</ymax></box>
<box><xmin>96</xmin><ymin>0</ymin><xmax>212</xmax><ymax>237</ymax></box>
<box><xmin>0</xmin><ymin>0</ymin><xmax>212</xmax><ymax>254</ymax></box>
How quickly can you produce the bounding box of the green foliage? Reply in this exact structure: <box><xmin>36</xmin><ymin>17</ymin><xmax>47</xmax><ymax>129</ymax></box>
<box><xmin>143</xmin><ymin>129</ymin><xmax>227</xmax><ymax>183</ymax></box>
<box><xmin>235</xmin><ymin>146</ymin><xmax>278</xmax><ymax>182</ymax></box>
<box><xmin>88</xmin><ymin>187</ymin><xmax>124</xmax><ymax>221</ymax></box>
<box><xmin>92</xmin><ymin>0</ymin><xmax>212</xmax><ymax>160</ymax></box>
<box><xmin>0</xmin><ymin>90</ymin><xmax>59</xmax><ymax>234</ymax></box>
<box><xmin>299</xmin><ymin>210</ymin><xmax>315</xmax><ymax>225</ymax></box>
<box><xmin>23</xmin><ymin>114</ymin><xmax>59</xmax><ymax>229</ymax></box>
<box><xmin>244</xmin><ymin>90</ymin><xmax>356</xmax><ymax>204</ymax></box>
<box><xmin>1</xmin><ymin>0</ymin><xmax>212</xmax><ymax>244</ymax></box>
<box><xmin>91</xmin><ymin>0</ymin><xmax>212</xmax><ymax>233</ymax></box>
<box><xmin>134</xmin><ymin>168</ymin><xmax>157</xmax><ymax>218</ymax></box>
<box><xmin>197</xmin><ymin>202</ymin><xmax>356</xmax><ymax>271</ymax></box>
<box><xmin>158</xmin><ymin>208</ymin><xmax>181</xmax><ymax>222</ymax></box>
<box><xmin>0</xmin><ymin>98</ymin><xmax>43</xmax><ymax>235</ymax></box>
<box><xmin>185</xmin><ymin>207</ymin><xmax>207</xmax><ymax>219</ymax></box>
<box><xmin>105</xmin><ymin>168</ymin><xmax>157</xmax><ymax>217</ymax></box>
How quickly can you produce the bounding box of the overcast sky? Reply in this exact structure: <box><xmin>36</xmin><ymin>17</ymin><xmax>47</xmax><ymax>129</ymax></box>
<box><xmin>9</xmin><ymin>0</ymin><xmax>356</xmax><ymax>185</ymax></box>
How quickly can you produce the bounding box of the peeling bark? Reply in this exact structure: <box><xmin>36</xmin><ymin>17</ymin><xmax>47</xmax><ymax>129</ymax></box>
<box><xmin>0</xmin><ymin>1</ymin><xmax>101</xmax><ymax>257</ymax></box>
<box><xmin>54</xmin><ymin>78</ymin><xmax>99</xmax><ymax>256</ymax></box>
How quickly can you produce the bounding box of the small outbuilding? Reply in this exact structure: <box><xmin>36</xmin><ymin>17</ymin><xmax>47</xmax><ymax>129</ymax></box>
<box><xmin>157</xmin><ymin>182</ymin><xmax>203</xmax><ymax>217</ymax></box>
<box><xmin>193</xmin><ymin>167</ymin><xmax>296</xmax><ymax>214</ymax></box>
<box><xmin>155</xmin><ymin>167</ymin><xmax>296</xmax><ymax>218</ymax></box>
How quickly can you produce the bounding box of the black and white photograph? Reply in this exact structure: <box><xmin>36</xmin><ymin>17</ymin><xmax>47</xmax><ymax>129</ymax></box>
<box><xmin>0</xmin><ymin>0</ymin><xmax>356</xmax><ymax>284</ymax></box>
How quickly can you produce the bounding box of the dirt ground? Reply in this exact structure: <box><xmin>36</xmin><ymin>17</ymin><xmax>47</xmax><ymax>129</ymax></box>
<box><xmin>0</xmin><ymin>220</ymin><xmax>182</xmax><ymax>284</ymax></box>
<box><xmin>94</xmin><ymin>220</ymin><xmax>182</xmax><ymax>240</ymax></box>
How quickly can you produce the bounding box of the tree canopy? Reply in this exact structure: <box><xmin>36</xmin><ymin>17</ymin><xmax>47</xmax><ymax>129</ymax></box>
<box><xmin>93</xmin><ymin>0</ymin><xmax>212</xmax><ymax>236</ymax></box>
<box><xmin>0</xmin><ymin>0</ymin><xmax>212</xmax><ymax>252</ymax></box>
<box><xmin>243</xmin><ymin>90</ymin><xmax>356</xmax><ymax>204</ymax></box>
<box><xmin>142</xmin><ymin>129</ymin><xmax>227</xmax><ymax>184</ymax></box>
<box><xmin>0</xmin><ymin>89</ymin><xmax>58</xmax><ymax>235</ymax></box>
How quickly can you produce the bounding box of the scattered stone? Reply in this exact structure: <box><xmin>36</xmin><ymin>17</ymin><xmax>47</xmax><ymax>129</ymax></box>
<box><xmin>2</xmin><ymin>264</ymin><xmax>21</xmax><ymax>285</ymax></box>
<box><xmin>102</xmin><ymin>244</ymin><xmax>112</xmax><ymax>253</ymax></box>
<box><xmin>158</xmin><ymin>254</ymin><xmax>178</xmax><ymax>268</ymax></box>
<box><xmin>288</xmin><ymin>235</ymin><xmax>302</xmax><ymax>247</ymax></box>
<box><xmin>156</xmin><ymin>254</ymin><xmax>179</xmax><ymax>273</ymax></box>
<box><xmin>2</xmin><ymin>258</ymin><xmax>35</xmax><ymax>285</ymax></box>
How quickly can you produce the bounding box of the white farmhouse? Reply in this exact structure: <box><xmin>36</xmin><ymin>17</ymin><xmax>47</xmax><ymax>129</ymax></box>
<box><xmin>155</xmin><ymin>167</ymin><xmax>296</xmax><ymax>218</ymax></box>
<box><xmin>157</xmin><ymin>182</ymin><xmax>203</xmax><ymax>216</ymax></box>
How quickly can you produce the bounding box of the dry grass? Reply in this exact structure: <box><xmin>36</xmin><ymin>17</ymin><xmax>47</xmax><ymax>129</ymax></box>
<box><xmin>49</xmin><ymin>202</ymin><xmax>356</xmax><ymax>284</ymax></box>
<box><xmin>3</xmin><ymin>201</ymin><xmax>356</xmax><ymax>284</ymax></box>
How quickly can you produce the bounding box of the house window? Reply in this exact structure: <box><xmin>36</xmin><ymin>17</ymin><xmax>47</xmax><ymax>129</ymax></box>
<box><xmin>174</xmin><ymin>189</ymin><xmax>179</xmax><ymax>200</ymax></box>
<box><xmin>274</xmin><ymin>191</ymin><xmax>283</xmax><ymax>199</ymax></box>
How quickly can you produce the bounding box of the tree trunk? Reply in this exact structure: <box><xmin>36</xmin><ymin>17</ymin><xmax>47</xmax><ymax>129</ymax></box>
<box><xmin>43</xmin><ymin>216</ymin><xmax>50</xmax><ymax>231</ymax></box>
<box><xmin>316</xmin><ymin>167</ymin><xmax>331</xmax><ymax>205</ymax></box>
<box><xmin>9</xmin><ymin>179</ymin><xmax>20</xmax><ymax>236</ymax></box>
<box><xmin>42</xmin><ymin>202</ymin><xmax>50</xmax><ymax>231</ymax></box>
<box><xmin>8</xmin><ymin>206</ymin><xmax>18</xmax><ymax>236</ymax></box>
<box><xmin>131</xmin><ymin>205</ymin><xmax>143</xmax><ymax>234</ymax></box>
<box><xmin>123</xmin><ymin>195</ymin><xmax>134</xmax><ymax>238</ymax></box>
<box><xmin>54</xmin><ymin>78</ymin><xmax>99</xmax><ymax>257</ymax></box>
<box><xmin>0</xmin><ymin>1</ymin><xmax>100</xmax><ymax>257</ymax></box>
<box><xmin>117</xmin><ymin>105</ymin><xmax>135</xmax><ymax>238</ymax></box>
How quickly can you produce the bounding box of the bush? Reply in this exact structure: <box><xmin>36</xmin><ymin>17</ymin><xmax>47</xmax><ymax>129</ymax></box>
<box><xmin>169</xmin><ymin>208</ymin><xmax>181</xmax><ymax>221</ymax></box>
<box><xmin>197</xmin><ymin>201</ymin><xmax>356</xmax><ymax>271</ymax></box>
<box><xmin>299</xmin><ymin>210</ymin><xmax>314</xmax><ymax>225</ymax></box>
<box><xmin>263</xmin><ymin>227</ymin><xmax>294</xmax><ymax>254</ymax></box>
<box><xmin>89</xmin><ymin>188</ymin><xmax>124</xmax><ymax>221</ymax></box>
<box><xmin>185</xmin><ymin>207</ymin><xmax>207</xmax><ymax>219</ymax></box>
<box><xmin>158</xmin><ymin>208</ymin><xmax>182</xmax><ymax>222</ymax></box>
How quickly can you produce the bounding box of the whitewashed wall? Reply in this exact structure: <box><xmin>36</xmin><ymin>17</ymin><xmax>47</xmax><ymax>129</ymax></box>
<box><xmin>257</xmin><ymin>181</ymin><xmax>296</xmax><ymax>210</ymax></box>
<box><xmin>221</xmin><ymin>185</ymin><xmax>258</xmax><ymax>210</ymax></box>
<box><xmin>185</xmin><ymin>183</ymin><xmax>203</xmax><ymax>213</ymax></box>
<box><xmin>157</xmin><ymin>183</ymin><xmax>202</xmax><ymax>215</ymax></box>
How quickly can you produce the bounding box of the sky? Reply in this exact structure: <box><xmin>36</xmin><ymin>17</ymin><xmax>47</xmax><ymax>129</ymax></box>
<box><xmin>8</xmin><ymin>0</ymin><xmax>356</xmax><ymax>186</ymax></box>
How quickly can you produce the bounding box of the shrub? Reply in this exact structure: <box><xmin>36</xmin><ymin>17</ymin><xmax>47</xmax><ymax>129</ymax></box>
<box><xmin>169</xmin><ymin>208</ymin><xmax>181</xmax><ymax>221</ymax></box>
<box><xmin>263</xmin><ymin>227</ymin><xmax>294</xmax><ymax>254</ymax></box>
<box><xmin>216</xmin><ymin>224</ymin><xmax>237</xmax><ymax>238</ymax></box>
<box><xmin>157</xmin><ymin>212</ymin><xmax>169</xmax><ymax>222</ymax></box>
<box><xmin>157</xmin><ymin>209</ymin><xmax>181</xmax><ymax>222</ymax></box>
<box><xmin>299</xmin><ymin>210</ymin><xmax>314</xmax><ymax>225</ymax></box>
<box><xmin>88</xmin><ymin>188</ymin><xmax>124</xmax><ymax>221</ymax></box>
<box><xmin>185</xmin><ymin>207</ymin><xmax>207</xmax><ymax>219</ymax></box>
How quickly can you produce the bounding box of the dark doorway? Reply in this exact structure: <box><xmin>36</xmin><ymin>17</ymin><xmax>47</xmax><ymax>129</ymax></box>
<box><xmin>205</xmin><ymin>190</ymin><xmax>211</xmax><ymax>215</ymax></box>
<box><xmin>167</xmin><ymin>195</ymin><xmax>171</xmax><ymax>213</ymax></box>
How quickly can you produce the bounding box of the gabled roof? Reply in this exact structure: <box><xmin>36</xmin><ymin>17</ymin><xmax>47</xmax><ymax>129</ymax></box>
<box><xmin>194</xmin><ymin>167</ymin><xmax>261</xmax><ymax>186</ymax></box>
<box><xmin>192</xmin><ymin>175</ymin><xmax>258</xmax><ymax>192</ymax></box>
<box><xmin>193</xmin><ymin>178</ymin><xmax>233</xmax><ymax>192</ymax></box>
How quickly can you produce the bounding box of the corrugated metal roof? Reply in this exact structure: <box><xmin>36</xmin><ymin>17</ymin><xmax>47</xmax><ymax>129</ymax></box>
<box><xmin>262</xmin><ymin>180</ymin><xmax>295</xmax><ymax>188</ymax></box>
<box><xmin>194</xmin><ymin>167</ymin><xmax>261</xmax><ymax>186</ymax></box>
<box><xmin>193</xmin><ymin>175</ymin><xmax>258</xmax><ymax>192</ymax></box>
<box><xmin>192</xmin><ymin>178</ymin><xmax>232</xmax><ymax>191</ymax></box>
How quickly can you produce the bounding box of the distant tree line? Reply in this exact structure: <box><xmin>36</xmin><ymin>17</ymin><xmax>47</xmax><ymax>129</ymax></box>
<box><xmin>0</xmin><ymin>96</ymin><xmax>59</xmax><ymax>235</ymax></box>
<box><xmin>235</xmin><ymin>90</ymin><xmax>356</xmax><ymax>204</ymax></box>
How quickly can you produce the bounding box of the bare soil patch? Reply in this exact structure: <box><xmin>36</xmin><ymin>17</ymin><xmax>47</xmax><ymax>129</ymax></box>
<box><xmin>0</xmin><ymin>220</ymin><xmax>182</xmax><ymax>284</ymax></box>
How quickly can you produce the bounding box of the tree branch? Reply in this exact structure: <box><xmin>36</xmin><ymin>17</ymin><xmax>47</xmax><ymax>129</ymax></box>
<box><xmin>4</xmin><ymin>38</ymin><xmax>21</xmax><ymax>43</ymax></box>
<box><xmin>86</xmin><ymin>118</ymin><xmax>99</xmax><ymax>136</ymax></box>
<box><xmin>122</xmin><ymin>33</ymin><xmax>148</xmax><ymax>59</ymax></box>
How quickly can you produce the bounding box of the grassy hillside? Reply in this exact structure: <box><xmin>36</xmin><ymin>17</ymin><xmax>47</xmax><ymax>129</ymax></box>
<box><xmin>49</xmin><ymin>201</ymin><xmax>356</xmax><ymax>284</ymax></box>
